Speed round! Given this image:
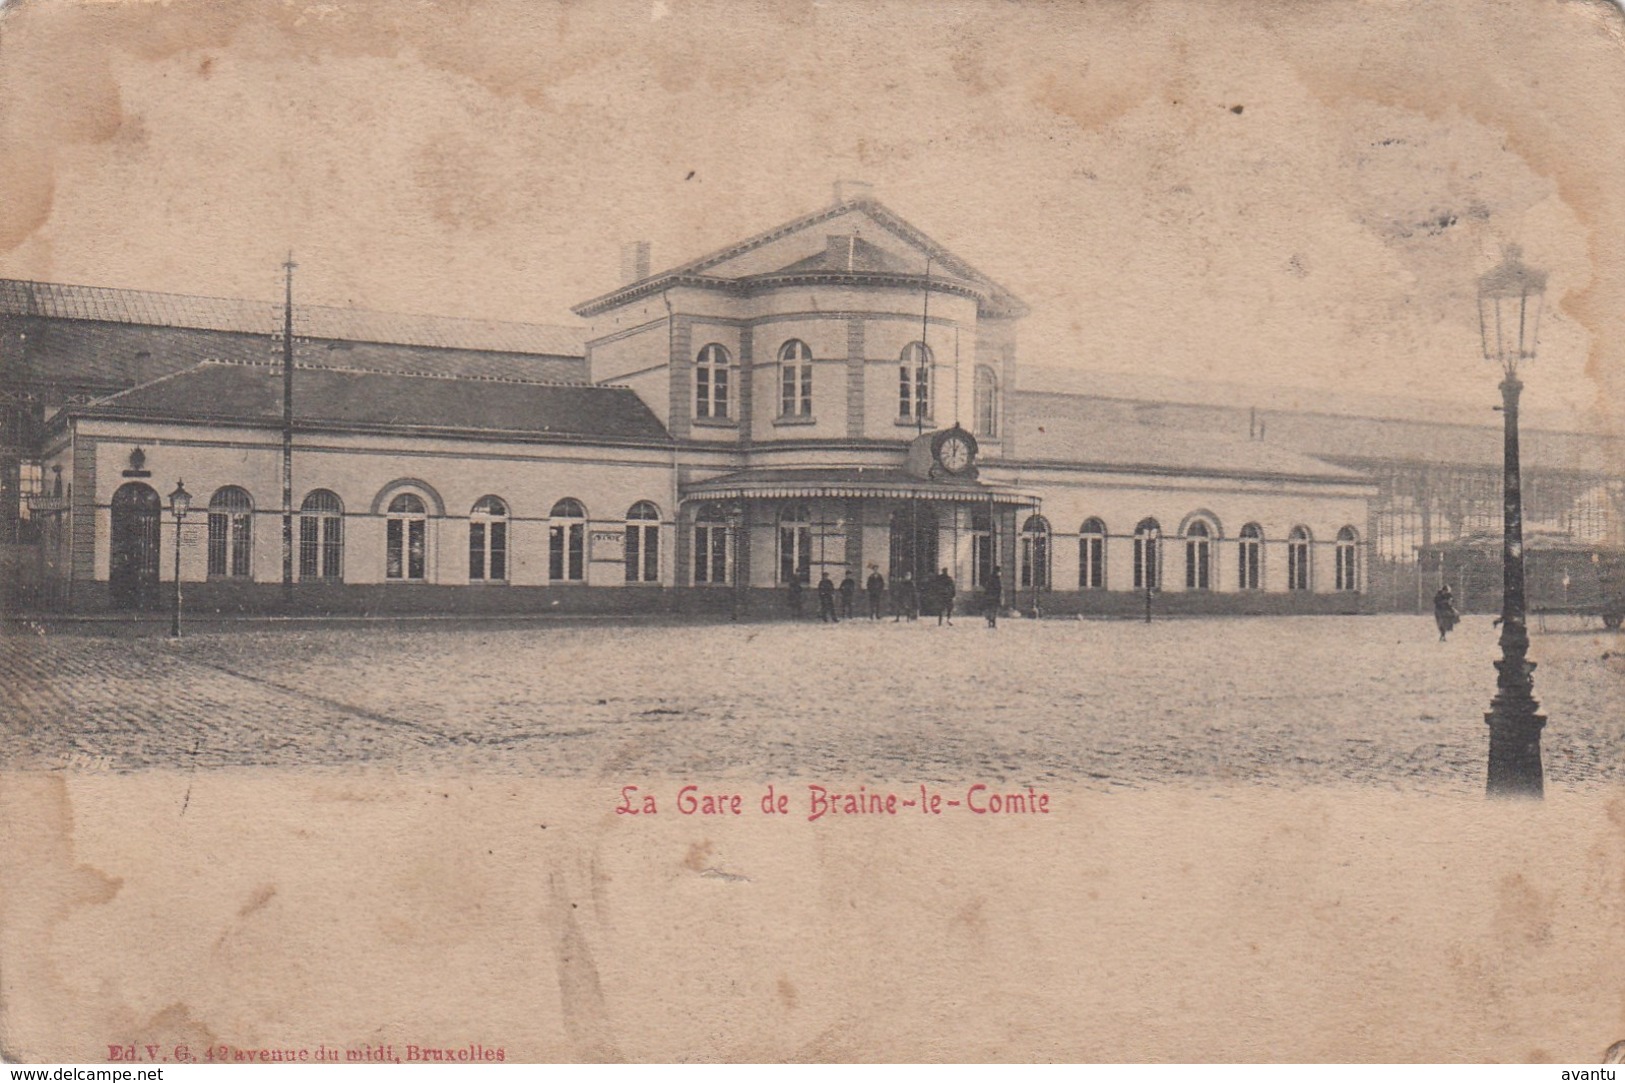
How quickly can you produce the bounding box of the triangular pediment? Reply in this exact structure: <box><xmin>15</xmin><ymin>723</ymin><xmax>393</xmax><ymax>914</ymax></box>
<box><xmin>573</xmin><ymin>196</ymin><xmax>1025</xmax><ymax>318</ymax></box>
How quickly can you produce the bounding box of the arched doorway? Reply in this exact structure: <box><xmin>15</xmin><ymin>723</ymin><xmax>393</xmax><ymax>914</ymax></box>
<box><xmin>110</xmin><ymin>482</ymin><xmax>162</xmax><ymax>610</ymax></box>
<box><xmin>888</xmin><ymin>505</ymin><xmax>938</xmax><ymax>587</ymax></box>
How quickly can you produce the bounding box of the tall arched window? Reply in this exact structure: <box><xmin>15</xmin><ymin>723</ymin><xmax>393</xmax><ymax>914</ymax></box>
<box><xmin>969</xmin><ymin>506</ymin><xmax>995</xmax><ymax>588</ymax></box>
<box><xmin>779</xmin><ymin>503</ymin><xmax>812</xmax><ymax>584</ymax></box>
<box><xmin>1238</xmin><ymin>523</ymin><xmax>1263</xmax><ymax>591</ymax></box>
<box><xmin>299</xmin><ymin>489</ymin><xmax>343</xmax><ymax>581</ymax></box>
<box><xmin>469</xmin><ymin>496</ymin><xmax>509</xmax><ymax>582</ymax></box>
<box><xmin>208</xmin><ymin>486</ymin><xmax>253</xmax><ymax>578</ymax></box>
<box><xmin>778</xmin><ymin>339</ymin><xmax>813</xmax><ymax>418</ymax></box>
<box><xmin>386</xmin><ymin>492</ymin><xmax>427</xmax><ymax>581</ymax></box>
<box><xmin>625</xmin><ymin>501</ymin><xmax>660</xmax><ymax>583</ymax></box>
<box><xmin>1335</xmin><ymin>526</ymin><xmax>1359</xmax><ymax>592</ymax></box>
<box><xmin>1288</xmin><ymin>526</ymin><xmax>1312</xmax><ymax>591</ymax></box>
<box><xmin>899</xmin><ymin>342</ymin><xmax>932</xmax><ymax>422</ymax></box>
<box><xmin>692</xmin><ymin>502</ymin><xmax>730</xmax><ymax>585</ymax></box>
<box><xmin>1079</xmin><ymin>517</ymin><xmax>1107</xmax><ymax>590</ymax></box>
<box><xmin>1134</xmin><ymin>518</ymin><xmax>1161</xmax><ymax>591</ymax></box>
<box><xmin>1184</xmin><ymin>519</ymin><xmax>1213</xmax><ymax>591</ymax></box>
<box><xmin>974</xmin><ymin>365</ymin><xmax>999</xmax><ymax>438</ymax></box>
<box><xmin>1019</xmin><ymin>514</ymin><xmax>1051</xmax><ymax>591</ymax></box>
<box><xmin>695</xmin><ymin>343</ymin><xmax>731</xmax><ymax>420</ymax></box>
<box><xmin>549</xmin><ymin>498</ymin><xmax>586</xmax><ymax>582</ymax></box>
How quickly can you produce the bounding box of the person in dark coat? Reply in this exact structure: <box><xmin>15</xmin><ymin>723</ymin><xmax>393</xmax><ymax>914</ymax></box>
<box><xmin>1433</xmin><ymin>584</ymin><xmax>1459</xmax><ymax>641</ymax></box>
<box><xmin>839</xmin><ymin>570</ymin><xmax>857</xmax><ymax>620</ymax></box>
<box><xmin>893</xmin><ymin>572</ymin><xmax>917</xmax><ymax>622</ymax></box>
<box><xmin>817</xmin><ymin>571</ymin><xmax>838</xmax><ymax>623</ymax></box>
<box><xmin>865</xmin><ymin>567</ymin><xmax>885</xmax><ymax>620</ymax></box>
<box><xmin>787</xmin><ymin>573</ymin><xmax>804</xmax><ymax>619</ymax></box>
<box><xmin>935</xmin><ymin>568</ymin><xmax>956</xmax><ymax>626</ymax></box>
<box><xmin>984</xmin><ymin>565</ymin><xmax>1003</xmax><ymax>628</ymax></box>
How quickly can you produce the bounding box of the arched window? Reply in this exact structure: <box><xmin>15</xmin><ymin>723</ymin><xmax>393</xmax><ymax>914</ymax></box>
<box><xmin>549</xmin><ymin>498</ymin><xmax>586</xmax><ymax>582</ymax></box>
<box><xmin>974</xmin><ymin>365</ymin><xmax>1000</xmax><ymax>438</ymax></box>
<box><xmin>898</xmin><ymin>342</ymin><xmax>932</xmax><ymax>422</ymax></box>
<box><xmin>779</xmin><ymin>503</ymin><xmax>812</xmax><ymax>584</ymax></box>
<box><xmin>1079</xmin><ymin>517</ymin><xmax>1107</xmax><ymax>590</ymax></box>
<box><xmin>625</xmin><ymin>501</ymin><xmax>660</xmax><ymax>583</ymax></box>
<box><xmin>695</xmin><ymin>344</ymin><xmax>731</xmax><ymax>420</ymax></box>
<box><xmin>1335</xmin><ymin>526</ymin><xmax>1359</xmax><ymax>592</ymax></box>
<box><xmin>1288</xmin><ymin>526</ymin><xmax>1312</xmax><ymax>591</ymax></box>
<box><xmin>969</xmin><ymin>506</ymin><xmax>995</xmax><ymax>588</ymax></box>
<box><xmin>299</xmin><ymin>490</ymin><xmax>343</xmax><ymax>581</ymax></box>
<box><xmin>1134</xmin><ymin>518</ymin><xmax>1161</xmax><ymax>591</ymax></box>
<box><xmin>1184</xmin><ymin>519</ymin><xmax>1213</xmax><ymax>591</ymax></box>
<box><xmin>692</xmin><ymin>502</ymin><xmax>731</xmax><ymax>585</ymax></box>
<box><xmin>778</xmin><ymin>339</ymin><xmax>813</xmax><ymax>419</ymax></box>
<box><xmin>1238</xmin><ymin>523</ymin><xmax>1263</xmax><ymax>591</ymax></box>
<box><xmin>208</xmin><ymin>486</ymin><xmax>253</xmax><ymax>578</ymax></box>
<box><xmin>468</xmin><ymin>496</ymin><xmax>508</xmax><ymax>582</ymax></box>
<box><xmin>386</xmin><ymin>492</ymin><xmax>427</xmax><ymax>581</ymax></box>
<box><xmin>1019</xmin><ymin>515</ymin><xmax>1051</xmax><ymax>591</ymax></box>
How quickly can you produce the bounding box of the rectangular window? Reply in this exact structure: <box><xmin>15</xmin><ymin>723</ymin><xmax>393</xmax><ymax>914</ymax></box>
<box><xmin>387</xmin><ymin>518</ymin><xmax>403</xmax><ymax>579</ymax></box>
<box><xmin>231</xmin><ymin>515</ymin><xmax>251</xmax><ymax>577</ymax></box>
<box><xmin>489</xmin><ymin>521</ymin><xmax>506</xmax><ymax>581</ymax></box>
<box><xmin>469</xmin><ymin>521</ymin><xmax>486</xmax><ymax>580</ymax></box>
<box><xmin>694</xmin><ymin>525</ymin><xmax>729</xmax><ymax>584</ymax></box>
<box><xmin>713</xmin><ymin>369</ymin><xmax>728</xmax><ymax>418</ymax></box>
<box><xmin>626</xmin><ymin>525</ymin><xmax>658</xmax><ymax>583</ymax></box>
<box><xmin>1288</xmin><ymin>545</ymin><xmax>1308</xmax><ymax>591</ymax></box>
<box><xmin>300</xmin><ymin>516</ymin><xmax>319</xmax><ymax>579</ymax></box>
<box><xmin>1239</xmin><ymin>542</ymin><xmax>1260</xmax><ymax>590</ymax></box>
<box><xmin>1186</xmin><ymin>541</ymin><xmax>1209</xmax><ymax>590</ymax></box>
<box><xmin>568</xmin><ymin>523</ymin><xmax>583</xmax><ymax>580</ymax></box>
<box><xmin>408</xmin><ymin>519</ymin><xmax>425</xmax><ymax>580</ymax></box>
<box><xmin>208</xmin><ymin>514</ymin><xmax>227</xmax><ymax>577</ymax></box>
<box><xmin>696</xmin><ymin>367</ymin><xmax>711</xmax><ymax>418</ymax></box>
<box><xmin>1134</xmin><ymin>538</ymin><xmax>1159</xmax><ymax>590</ymax></box>
<box><xmin>1336</xmin><ymin>547</ymin><xmax>1356</xmax><ymax>591</ymax></box>
<box><xmin>322</xmin><ymin>517</ymin><xmax>342</xmax><ymax>580</ymax></box>
<box><xmin>1080</xmin><ymin>537</ymin><xmax>1104</xmax><ymax>590</ymax></box>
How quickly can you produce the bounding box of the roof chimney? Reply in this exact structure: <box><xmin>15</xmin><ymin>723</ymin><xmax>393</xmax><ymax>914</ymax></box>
<box><xmin>833</xmin><ymin>180</ymin><xmax>874</xmax><ymax>205</ymax></box>
<box><xmin>620</xmin><ymin>241</ymin><xmax>652</xmax><ymax>285</ymax></box>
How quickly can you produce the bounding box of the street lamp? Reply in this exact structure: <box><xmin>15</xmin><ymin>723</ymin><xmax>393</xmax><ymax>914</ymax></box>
<box><xmin>168</xmin><ymin>479</ymin><xmax>191</xmax><ymax>639</ymax></box>
<box><xmin>1477</xmin><ymin>245</ymin><xmax>1548</xmax><ymax>798</ymax></box>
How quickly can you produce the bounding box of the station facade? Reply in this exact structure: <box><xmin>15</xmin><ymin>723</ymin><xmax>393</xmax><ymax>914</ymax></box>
<box><xmin>17</xmin><ymin>188</ymin><xmax>1376</xmax><ymax>617</ymax></box>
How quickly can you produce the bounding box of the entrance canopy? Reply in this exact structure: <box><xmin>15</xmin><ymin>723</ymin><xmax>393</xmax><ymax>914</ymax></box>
<box><xmin>680</xmin><ymin>467</ymin><xmax>1039</xmax><ymax>506</ymax></box>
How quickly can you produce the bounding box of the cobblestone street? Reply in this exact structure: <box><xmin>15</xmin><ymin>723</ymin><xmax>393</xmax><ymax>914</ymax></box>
<box><xmin>5</xmin><ymin>614</ymin><xmax>1621</xmax><ymax>791</ymax></box>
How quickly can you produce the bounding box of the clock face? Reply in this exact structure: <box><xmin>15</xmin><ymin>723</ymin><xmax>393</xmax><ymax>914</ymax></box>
<box><xmin>939</xmin><ymin>434</ymin><xmax>973</xmax><ymax>473</ymax></box>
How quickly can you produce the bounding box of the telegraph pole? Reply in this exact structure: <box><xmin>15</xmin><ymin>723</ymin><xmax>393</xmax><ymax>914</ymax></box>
<box><xmin>281</xmin><ymin>254</ymin><xmax>296</xmax><ymax>606</ymax></box>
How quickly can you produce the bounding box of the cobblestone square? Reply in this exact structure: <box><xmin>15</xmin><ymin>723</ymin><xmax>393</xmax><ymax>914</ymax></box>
<box><xmin>4</xmin><ymin>614</ymin><xmax>1621</xmax><ymax>792</ymax></box>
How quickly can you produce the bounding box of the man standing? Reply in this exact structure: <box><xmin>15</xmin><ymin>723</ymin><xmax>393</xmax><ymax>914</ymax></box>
<box><xmin>865</xmin><ymin>566</ymin><xmax>885</xmax><ymax>620</ymax></box>
<box><xmin>984</xmin><ymin>564</ymin><xmax>1003</xmax><ymax>628</ymax></box>
<box><xmin>935</xmin><ymin>567</ymin><xmax>956</xmax><ymax>626</ymax></box>
<box><xmin>817</xmin><ymin>571</ymin><xmax>838</xmax><ymax>623</ymax></box>
<box><xmin>839</xmin><ymin>570</ymin><xmax>857</xmax><ymax>620</ymax></box>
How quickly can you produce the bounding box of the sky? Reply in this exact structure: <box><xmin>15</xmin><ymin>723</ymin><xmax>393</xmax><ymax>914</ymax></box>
<box><xmin>1</xmin><ymin>0</ymin><xmax>1622</xmax><ymax>432</ymax></box>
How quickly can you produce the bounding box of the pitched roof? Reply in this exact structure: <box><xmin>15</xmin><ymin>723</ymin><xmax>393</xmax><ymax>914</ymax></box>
<box><xmin>0</xmin><ymin>278</ymin><xmax>585</xmax><ymax>358</ymax></box>
<box><xmin>572</xmin><ymin>194</ymin><xmax>1026</xmax><ymax>318</ymax></box>
<box><xmin>68</xmin><ymin>362</ymin><xmax>671</xmax><ymax>444</ymax></box>
<box><xmin>1007</xmin><ymin>416</ymin><xmax>1369</xmax><ymax>483</ymax></box>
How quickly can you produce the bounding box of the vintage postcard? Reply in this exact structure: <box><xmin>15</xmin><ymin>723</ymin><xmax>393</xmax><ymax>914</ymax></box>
<box><xmin>2</xmin><ymin>0</ymin><xmax>1623</xmax><ymax>1064</ymax></box>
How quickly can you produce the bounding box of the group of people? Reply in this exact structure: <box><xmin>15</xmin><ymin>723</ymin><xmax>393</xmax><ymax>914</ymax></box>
<box><xmin>787</xmin><ymin>565</ymin><xmax>1006</xmax><ymax>627</ymax></box>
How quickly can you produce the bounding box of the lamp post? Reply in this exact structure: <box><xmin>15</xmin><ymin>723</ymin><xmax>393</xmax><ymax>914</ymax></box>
<box><xmin>168</xmin><ymin>479</ymin><xmax>191</xmax><ymax>639</ymax></box>
<box><xmin>1477</xmin><ymin>245</ymin><xmax>1548</xmax><ymax>798</ymax></box>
